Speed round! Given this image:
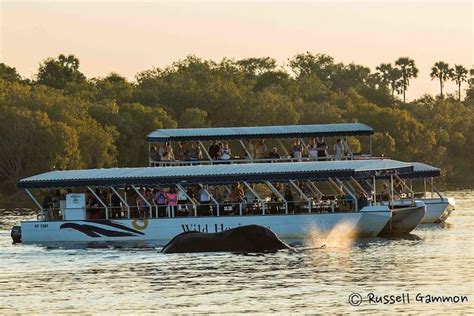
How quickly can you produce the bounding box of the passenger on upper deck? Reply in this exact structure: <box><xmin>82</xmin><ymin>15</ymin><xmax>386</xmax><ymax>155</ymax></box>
<box><xmin>333</xmin><ymin>139</ymin><xmax>345</xmax><ymax>160</ymax></box>
<box><xmin>150</xmin><ymin>145</ymin><xmax>160</xmax><ymax>162</ymax></box>
<box><xmin>161</xmin><ymin>142</ymin><xmax>175</xmax><ymax>161</ymax></box>
<box><xmin>220</xmin><ymin>142</ymin><xmax>231</xmax><ymax>160</ymax></box>
<box><xmin>316</xmin><ymin>138</ymin><xmax>328</xmax><ymax>160</ymax></box>
<box><xmin>308</xmin><ymin>138</ymin><xmax>318</xmax><ymax>161</ymax></box>
<box><xmin>246</xmin><ymin>139</ymin><xmax>255</xmax><ymax>159</ymax></box>
<box><xmin>255</xmin><ymin>140</ymin><xmax>267</xmax><ymax>160</ymax></box>
<box><xmin>268</xmin><ymin>147</ymin><xmax>281</xmax><ymax>159</ymax></box>
<box><xmin>189</xmin><ymin>142</ymin><xmax>203</xmax><ymax>161</ymax></box>
<box><xmin>291</xmin><ymin>139</ymin><xmax>304</xmax><ymax>162</ymax></box>
<box><xmin>208</xmin><ymin>141</ymin><xmax>220</xmax><ymax>160</ymax></box>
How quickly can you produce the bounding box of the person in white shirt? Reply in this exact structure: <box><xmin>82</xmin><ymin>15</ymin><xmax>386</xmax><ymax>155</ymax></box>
<box><xmin>333</xmin><ymin>139</ymin><xmax>345</xmax><ymax>160</ymax></box>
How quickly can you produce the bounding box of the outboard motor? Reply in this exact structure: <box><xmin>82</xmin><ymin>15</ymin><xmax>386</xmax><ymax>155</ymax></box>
<box><xmin>11</xmin><ymin>225</ymin><xmax>21</xmax><ymax>243</ymax></box>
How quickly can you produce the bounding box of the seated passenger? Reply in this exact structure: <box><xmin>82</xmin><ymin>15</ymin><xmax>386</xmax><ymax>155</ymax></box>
<box><xmin>357</xmin><ymin>192</ymin><xmax>369</xmax><ymax>209</ymax></box>
<box><xmin>208</xmin><ymin>141</ymin><xmax>221</xmax><ymax>160</ymax></box>
<box><xmin>268</xmin><ymin>147</ymin><xmax>281</xmax><ymax>160</ymax></box>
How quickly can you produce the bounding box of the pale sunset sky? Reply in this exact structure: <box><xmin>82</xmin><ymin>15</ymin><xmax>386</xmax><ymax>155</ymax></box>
<box><xmin>1</xmin><ymin>0</ymin><xmax>472</xmax><ymax>100</ymax></box>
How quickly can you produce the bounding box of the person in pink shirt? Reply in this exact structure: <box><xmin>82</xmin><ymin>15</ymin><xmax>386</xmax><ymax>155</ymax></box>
<box><xmin>165</xmin><ymin>187</ymin><xmax>178</xmax><ymax>216</ymax></box>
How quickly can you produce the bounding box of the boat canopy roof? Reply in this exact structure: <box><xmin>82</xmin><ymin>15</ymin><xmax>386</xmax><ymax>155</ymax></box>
<box><xmin>408</xmin><ymin>162</ymin><xmax>440</xmax><ymax>178</ymax></box>
<box><xmin>18</xmin><ymin>159</ymin><xmax>413</xmax><ymax>189</ymax></box>
<box><xmin>146</xmin><ymin>123</ymin><xmax>374</xmax><ymax>142</ymax></box>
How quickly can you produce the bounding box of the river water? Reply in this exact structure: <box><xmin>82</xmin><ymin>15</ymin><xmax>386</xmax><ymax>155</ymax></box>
<box><xmin>0</xmin><ymin>190</ymin><xmax>472</xmax><ymax>314</ymax></box>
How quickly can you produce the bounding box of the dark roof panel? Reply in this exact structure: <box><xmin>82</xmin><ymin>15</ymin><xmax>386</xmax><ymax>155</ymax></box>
<box><xmin>18</xmin><ymin>160</ymin><xmax>413</xmax><ymax>189</ymax></box>
<box><xmin>146</xmin><ymin>123</ymin><xmax>374</xmax><ymax>142</ymax></box>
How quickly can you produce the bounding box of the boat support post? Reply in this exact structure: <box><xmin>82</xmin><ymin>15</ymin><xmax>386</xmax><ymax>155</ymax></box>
<box><xmin>110</xmin><ymin>187</ymin><xmax>130</xmax><ymax>219</ymax></box>
<box><xmin>277</xmin><ymin>139</ymin><xmax>290</xmax><ymax>157</ymax></box>
<box><xmin>199</xmin><ymin>141</ymin><xmax>213</xmax><ymax>163</ymax></box>
<box><xmin>335</xmin><ymin>178</ymin><xmax>358</xmax><ymax>211</ymax></box>
<box><xmin>131</xmin><ymin>185</ymin><xmax>152</xmax><ymax>218</ymax></box>
<box><xmin>242</xmin><ymin>181</ymin><xmax>263</xmax><ymax>215</ymax></box>
<box><xmin>289</xmin><ymin>180</ymin><xmax>312</xmax><ymax>213</ymax></box>
<box><xmin>394</xmin><ymin>174</ymin><xmax>415</xmax><ymax>205</ymax></box>
<box><xmin>25</xmin><ymin>189</ymin><xmax>44</xmax><ymax>220</ymax></box>
<box><xmin>239</xmin><ymin>139</ymin><xmax>253</xmax><ymax>161</ymax></box>
<box><xmin>87</xmin><ymin>186</ymin><xmax>109</xmax><ymax>220</ymax></box>
<box><xmin>265</xmin><ymin>181</ymin><xmax>288</xmax><ymax>214</ymax></box>
<box><xmin>199</xmin><ymin>184</ymin><xmax>220</xmax><ymax>216</ymax></box>
<box><xmin>176</xmin><ymin>184</ymin><xmax>198</xmax><ymax>216</ymax></box>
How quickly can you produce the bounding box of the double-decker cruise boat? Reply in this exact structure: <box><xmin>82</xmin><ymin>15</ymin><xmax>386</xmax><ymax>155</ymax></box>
<box><xmin>146</xmin><ymin>123</ymin><xmax>455</xmax><ymax>224</ymax></box>
<box><xmin>12</xmin><ymin>159</ymin><xmax>421</xmax><ymax>247</ymax></box>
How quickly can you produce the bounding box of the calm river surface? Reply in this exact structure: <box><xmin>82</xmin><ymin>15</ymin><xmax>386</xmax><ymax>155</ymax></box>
<box><xmin>0</xmin><ymin>190</ymin><xmax>472</xmax><ymax>314</ymax></box>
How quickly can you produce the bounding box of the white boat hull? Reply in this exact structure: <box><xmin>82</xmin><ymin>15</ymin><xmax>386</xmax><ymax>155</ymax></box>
<box><xmin>20</xmin><ymin>206</ymin><xmax>391</xmax><ymax>247</ymax></box>
<box><xmin>389</xmin><ymin>198</ymin><xmax>455</xmax><ymax>224</ymax></box>
<box><xmin>420</xmin><ymin>198</ymin><xmax>455</xmax><ymax>224</ymax></box>
<box><xmin>379</xmin><ymin>201</ymin><xmax>425</xmax><ymax>235</ymax></box>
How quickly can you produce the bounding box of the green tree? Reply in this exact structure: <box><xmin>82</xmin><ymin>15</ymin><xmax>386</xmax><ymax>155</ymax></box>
<box><xmin>37</xmin><ymin>54</ymin><xmax>86</xmax><ymax>89</ymax></box>
<box><xmin>376</xmin><ymin>63</ymin><xmax>402</xmax><ymax>98</ymax></box>
<box><xmin>395</xmin><ymin>57</ymin><xmax>418</xmax><ymax>103</ymax></box>
<box><xmin>430</xmin><ymin>61</ymin><xmax>452</xmax><ymax>98</ymax></box>
<box><xmin>0</xmin><ymin>63</ymin><xmax>21</xmax><ymax>82</ymax></box>
<box><xmin>94</xmin><ymin>73</ymin><xmax>134</xmax><ymax>103</ymax></box>
<box><xmin>450</xmin><ymin>65</ymin><xmax>468</xmax><ymax>101</ymax></box>
<box><xmin>288</xmin><ymin>52</ymin><xmax>335</xmax><ymax>84</ymax></box>
<box><xmin>178</xmin><ymin>107</ymin><xmax>208</xmax><ymax>128</ymax></box>
<box><xmin>236</xmin><ymin>57</ymin><xmax>277</xmax><ymax>76</ymax></box>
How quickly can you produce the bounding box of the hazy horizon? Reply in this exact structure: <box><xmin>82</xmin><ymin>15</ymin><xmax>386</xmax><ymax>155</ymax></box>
<box><xmin>1</xmin><ymin>0</ymin><xmax>472</xmax><ymax>100</ymax></box>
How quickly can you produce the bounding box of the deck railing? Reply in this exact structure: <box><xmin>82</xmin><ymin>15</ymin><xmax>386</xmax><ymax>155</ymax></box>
<box><xmin>38</xmin><ymin>198</ymin><xmax>357</xmax><ymax>221</ymax></box>
<box><xmin>150</xmin><ymin>155</ymin><xmax>387</xmax><ymax>167</ymax></box>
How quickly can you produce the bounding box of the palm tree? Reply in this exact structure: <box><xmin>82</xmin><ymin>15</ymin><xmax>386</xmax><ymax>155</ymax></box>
<box><xmin>376</xmin><ymin>63</ymin><xmax>402</xmax><ymax>98</ymax></box>
<box><xmin>430</xmin><ymin>61</ymin><xmax>453</xmax><ymax>98</ymax></box>
<box><xmin>395</xmin><ymin>57</ymin><xmax>418</xmax><ymax>103</ymax></box>
<box><xmin>449</xmin><ymin>65</ymin><xmax>468</xmax><ymax>101</ymax></box>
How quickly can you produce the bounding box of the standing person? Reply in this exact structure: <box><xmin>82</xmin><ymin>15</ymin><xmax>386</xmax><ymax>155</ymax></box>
<box><xmin>284</xmin><ymin>186</ymin><xmax>294</xmax><ymax>213</ymax></box>
<box><xmin>231</xmin><ymin>182</ymin><xmax>244</xmax><ymax>213</ymax></box>
<box><xmin>291</xmin><ymin>139</ymin><xmax>304</xmax><ymax>162</ymax></box>
<box><xmin>110</xmin><ymin>189</ymin><xmax>122</xmax><ymax>218</ymax></box>
<box><xmin>333</xmin><ymin>139</ymin><xmax>345</xmax><ymax>160</ymax></box>
<box><xmin>255</xmin><ymin>140</ymin><xmax>267</xmax><ymax>160</ymax></box>
<box><xmin>308</xmin><ymin>138</ymin><xmax>318</xmax><ymax>161</ymax></box>
<box><xmin>165</xmin><ymin>187</ymin><xmax>178</xmax><ymax>217</ymax></box>
<box><xmin>316</xmin><ymin>138</ymin><xmax>328</xmax><ymax>160</ymax></box>
<box><xmin>161</xmin><ymin>142</ymin><xmax>175</xmax><ymax>161</ymax></box>
<box><xmin>208</xmin><ymin>141</ymin><xmax>220</xmax><ymax>160</ymax></box>
<box><xmin>199</xmin><ymin>186</ymin><xmax>211</xmax><ymax>216</ymax></box>
<box><xmin>154</xmin><ymin>188</ymin><xmax>167</xmax><ymax>217</ymax></box>
<box><xmin>136</xmin><ymin>190</ymin><xmax>148</xmax><ymax>218</ymax></box>
<box><xmin>220</xmin><ymin>142</ymin><xmax>231</xmax><ymax>160</ymax></box>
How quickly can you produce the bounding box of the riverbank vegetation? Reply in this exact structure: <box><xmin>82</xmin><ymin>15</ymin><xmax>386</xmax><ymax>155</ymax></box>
<box><xmin>0</xmin><ymin>54</ymin><xmax>473</xmax><ymax>205</ymax></box>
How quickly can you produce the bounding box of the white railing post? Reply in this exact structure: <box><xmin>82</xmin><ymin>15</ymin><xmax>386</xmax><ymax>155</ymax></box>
<box><xmin>131</xmin><ymin>185</ymin><xmax>152</xmax><ymax>218</ymax></box>
<box><xmin>25</xmin><ymin>189</ymin><xmax>44</xmax><ymax>220</ymax></box>
<box><xmin>110</xmin><ymin>187</ymin><xmax>130</xmax><ymax>219</ymax></box>
<box><xmin>87</xmin><ymin>186</ymin><xmax>109</xmax><ymax>219</ymax></box>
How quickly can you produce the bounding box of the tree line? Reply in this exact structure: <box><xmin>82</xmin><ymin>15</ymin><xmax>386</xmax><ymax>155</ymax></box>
<box><xmin>0</xmin><ymin>53</ymin><xmax>473</xmax><ymax>204</ymax></box>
